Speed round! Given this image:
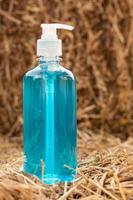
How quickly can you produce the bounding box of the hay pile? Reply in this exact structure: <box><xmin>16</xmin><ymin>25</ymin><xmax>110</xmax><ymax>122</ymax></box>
<box><xmin>0</xmin><ymin>135</ymin><xmax>133</xmax><ymax>199</ymax></box>
<box><xmin>1</xmin><ymin>0</ymin><xmax>133</xmax><ymax>138</ymax></box>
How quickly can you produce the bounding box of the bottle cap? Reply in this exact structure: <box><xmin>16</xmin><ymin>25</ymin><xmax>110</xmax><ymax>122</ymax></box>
<box><xmin>37</xmin><ymin>23</ymin><xmax>74</xmax><ymax>57</ymax></box>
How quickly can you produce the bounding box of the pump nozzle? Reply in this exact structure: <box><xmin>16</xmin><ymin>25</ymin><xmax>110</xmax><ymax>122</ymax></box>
<box><xmin>37</xmin><ymin>23</ymin><xmax>74</xmax><ymax>57</ymax></box>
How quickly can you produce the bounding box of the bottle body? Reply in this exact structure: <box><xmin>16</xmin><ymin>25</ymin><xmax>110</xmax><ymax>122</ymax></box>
<box><xmin>23</xmin><ymin>58</ymin><xmax>77</xmax><ymax>184</ymax></box>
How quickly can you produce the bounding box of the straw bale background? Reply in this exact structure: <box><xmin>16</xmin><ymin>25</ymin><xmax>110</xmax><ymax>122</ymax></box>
<box><xmin>0</xmin><ymin>0</ymin><xmax>133</xmax><ymax>199</ymax></box>
<box><xmin>1</xmin><ymin>0</ymin><xmax>133</xmax><ymax>138</ymax></box>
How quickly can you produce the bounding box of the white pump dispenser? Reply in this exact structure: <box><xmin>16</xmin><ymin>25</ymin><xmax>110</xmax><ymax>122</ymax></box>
<box><xmin>37</xmin><ymin>23</ymin><xmax>74</xmax><ymax>57</ymax></box>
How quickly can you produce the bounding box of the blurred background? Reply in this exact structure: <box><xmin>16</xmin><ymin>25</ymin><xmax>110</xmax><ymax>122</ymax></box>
<box><xmin>1</xmin><ymin>0</ymin><xmax>133</xmax><ymax>140</ymax></box>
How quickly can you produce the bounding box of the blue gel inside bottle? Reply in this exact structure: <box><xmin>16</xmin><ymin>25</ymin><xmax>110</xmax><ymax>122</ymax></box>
<box><xmin>23</xmin><ymin>58</ymin><xmax>77</xmax><ymax>184</ymax></box>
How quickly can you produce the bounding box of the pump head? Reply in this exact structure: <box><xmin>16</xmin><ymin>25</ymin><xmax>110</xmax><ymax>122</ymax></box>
<box><xmin>37</xmin><ymin>23</ymin><xmax>74</xmax><ymax>57</ymax></box>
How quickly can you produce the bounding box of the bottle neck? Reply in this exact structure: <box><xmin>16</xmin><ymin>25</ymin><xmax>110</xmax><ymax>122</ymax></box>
<box><xmin>38</xmin><ymin>56</ymin><xmax>61</xmax><ymax>65</ymax></box>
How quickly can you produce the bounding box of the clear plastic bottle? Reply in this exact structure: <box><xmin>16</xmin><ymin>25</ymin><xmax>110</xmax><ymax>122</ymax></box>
<box><xmin>23</xmin><ymin>24</ymin><xmax>77</xmax><ymax>184</ymax></box>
